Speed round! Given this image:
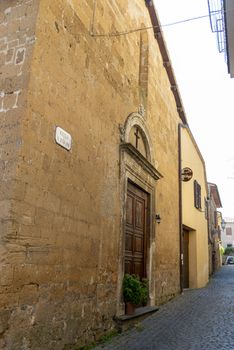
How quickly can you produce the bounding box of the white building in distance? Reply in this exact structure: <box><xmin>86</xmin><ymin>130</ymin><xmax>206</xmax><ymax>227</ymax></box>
<box><xmin>221</xmin><ymin>218</ymin><xmax>234</xmax><ymax>248</ymax></box>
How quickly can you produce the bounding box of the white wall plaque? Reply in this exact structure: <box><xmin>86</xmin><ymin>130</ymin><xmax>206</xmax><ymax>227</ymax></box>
<box><xmin>55</xmin><ymin>126</ymin><xmax>72</xmax><ymax>151</ymax></box>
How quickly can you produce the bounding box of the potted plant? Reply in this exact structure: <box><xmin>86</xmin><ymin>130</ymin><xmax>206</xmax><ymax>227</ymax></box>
<box><xmin>123</xmin><ymin>274</ymin><xmax>148</xmax><ymax>315</ymax></box>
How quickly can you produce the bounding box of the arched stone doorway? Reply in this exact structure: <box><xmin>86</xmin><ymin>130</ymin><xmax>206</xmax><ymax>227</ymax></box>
<box><xmin>117</xmin><ymin>112</ymin><xmax>162</xmax><ymax>315</ymax></box>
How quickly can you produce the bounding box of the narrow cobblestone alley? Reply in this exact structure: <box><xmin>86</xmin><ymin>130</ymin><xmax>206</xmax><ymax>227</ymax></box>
<box><xmin>94</xmin><ymin>266</ymin><xmax>234</xmax><ymax>350</ymax></box>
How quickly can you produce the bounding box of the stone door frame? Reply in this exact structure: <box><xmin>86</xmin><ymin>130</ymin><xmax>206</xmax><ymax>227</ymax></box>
<box><xmin>116</xmin><ymin>112</ymin><xmax>162</xmax><ymax>316</ymax></box>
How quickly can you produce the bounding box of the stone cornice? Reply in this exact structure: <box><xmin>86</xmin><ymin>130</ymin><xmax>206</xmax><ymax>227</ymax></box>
<box><xmin>120</xmin><ymin>143</ymin><xmax>163</xmax><ymax>180</ymax></box>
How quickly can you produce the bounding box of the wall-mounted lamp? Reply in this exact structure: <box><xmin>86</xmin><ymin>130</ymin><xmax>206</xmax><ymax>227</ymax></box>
<box><xmin>155</xmin><ymin>214</ymin><xmax>161</xmax><ymax>224</ymax></box>
<box><xmin>221</xmin><ymin>219</ymin><xmax>226</xmax><ymax>231</ymax></box>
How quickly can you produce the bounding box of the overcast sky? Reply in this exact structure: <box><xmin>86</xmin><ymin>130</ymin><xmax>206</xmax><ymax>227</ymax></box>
<box><xmin>155</xmin><ymin>0</ymin><xmax>234</xmax><ymax>217</ymax></box>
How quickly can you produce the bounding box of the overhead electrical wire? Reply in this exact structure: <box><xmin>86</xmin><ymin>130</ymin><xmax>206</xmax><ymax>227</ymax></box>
<box><xmin>90</xmin><ymin>11</ymin><xmax>226</xmax><ymax>37</ymax></box>
<box><xmin>90</xmin><ymin>13</ymin><xmax>210</xmax><ymax>37</ymax></box>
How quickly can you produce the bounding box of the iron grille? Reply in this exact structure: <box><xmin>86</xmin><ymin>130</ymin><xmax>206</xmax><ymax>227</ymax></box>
<box><xmin>207</xmin><ymin>0</ymin><xmax>227</xmax><ymax>56</ymax></box>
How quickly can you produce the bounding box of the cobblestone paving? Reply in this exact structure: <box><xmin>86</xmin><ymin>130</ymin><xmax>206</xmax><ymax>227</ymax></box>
<box><xmin>95</xmin><ymin>266</ymin><xmax>234</xmax><ymax>350</ymax></box>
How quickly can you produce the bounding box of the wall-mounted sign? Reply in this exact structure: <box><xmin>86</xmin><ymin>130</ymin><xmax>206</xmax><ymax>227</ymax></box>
<box><xmin>181</xmin><ymin>167</ymin><xmax>193</xmax><ymax>182</ymax></box>
<box><xmin>55</xmin><ymin>126</ymin><xmax>72</xmax><ymax>151</ymax></box>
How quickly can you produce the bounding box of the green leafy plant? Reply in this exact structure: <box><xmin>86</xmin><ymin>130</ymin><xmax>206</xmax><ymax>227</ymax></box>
<box><xmin>220</xmin><ymin>245</ymin><xmax>225</xmax><ymax>255</ymax></box>
<box><xmin>224</xmin><ymin>247</ymin><xmax>234</xmax><ymax>255</ymax></box>
<box><xmin>123</xmin><ymin>274</ymin><xmax>148</xmax><ymax>306</ymax></box>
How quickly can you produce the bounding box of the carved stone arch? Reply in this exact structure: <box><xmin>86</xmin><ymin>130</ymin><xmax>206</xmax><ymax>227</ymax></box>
<box><xmin>121</xmin><ymin>112</ymin><xmax>155</xmax><ymax>165</ymax></box>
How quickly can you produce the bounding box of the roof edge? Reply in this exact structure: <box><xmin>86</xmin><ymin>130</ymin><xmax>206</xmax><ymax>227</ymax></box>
<box><xmin>145</xmin><ymin>0</ymin><xmax>188</xmax><ymax>124</ymax></box>
<box><xmin>208</xmin><ymin>182</ymin><xmax>223</xmax><ymax>208</ymax></box>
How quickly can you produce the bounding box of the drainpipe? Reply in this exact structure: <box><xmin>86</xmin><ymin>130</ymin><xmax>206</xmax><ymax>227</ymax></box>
<box><xmin>90</xmin><ymin>0</ymin><xmax>97</xmax><ymax>35</ymax></box>
<box><xmin>178</xmin><ymin>123</ymin><xmax>183</xmax><ymax>293</ymax></box>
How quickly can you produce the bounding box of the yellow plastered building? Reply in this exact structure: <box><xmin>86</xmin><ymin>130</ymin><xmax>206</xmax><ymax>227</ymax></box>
<box><xmin>181</xmin><ymin>126</ymin><xmax>209</xmax><ymax>289</ymax></box>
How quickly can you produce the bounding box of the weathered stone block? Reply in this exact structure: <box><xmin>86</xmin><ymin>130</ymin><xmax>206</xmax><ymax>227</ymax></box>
<box><xmin>0</xmin><ymin>200</ymin><xmax>12</xmax><ymax>220</ymax></box>
<box><xmin>0</xmin><ymin>309</ymin><xmax>11</xmax><ymax>334</ymax></box>
<box><xmin>35</xmin><ymin>207</ymin><xmax>54</xmax><ymax>228</ymax></box>
<box><xmin>15</xmin><ymin>47</ymin><xmax>25</xmax><ymax>64</ymax></box>
<box><xmin>0</xmin><ymin>264</ymin><xmax>13</xmax><ymax>286</ymax></box>
<box><xmin>19</xmin><ymin>284</ymin><xmax>39</xmax><ymax>305</ymax></box>
<box><xmin>3</xmin><ymin>93</ymin><xmax>17</xmax><ymax>110</ymax></box>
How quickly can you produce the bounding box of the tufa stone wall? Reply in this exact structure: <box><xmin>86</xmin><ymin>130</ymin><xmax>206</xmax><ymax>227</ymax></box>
<box><xmin>0</xmin><ymin>1</ymin><xmax>40</xmax><ymax>349</ymax></box>
<box><xmin>0</xmin><ymin>0</ymin><xmax>181</xmax><ymax>348</ymax></box>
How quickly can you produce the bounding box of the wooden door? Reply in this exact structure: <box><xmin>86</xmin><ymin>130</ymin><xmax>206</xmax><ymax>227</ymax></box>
<box><xmin>124</xmin><ymin>182</ymin><xmax>149</xmax><ymax>279</ymax></box>
<box><xmin>183</xmin><ymin>229</ymin><xmax>189</xmax><ymax>288</ymax></box>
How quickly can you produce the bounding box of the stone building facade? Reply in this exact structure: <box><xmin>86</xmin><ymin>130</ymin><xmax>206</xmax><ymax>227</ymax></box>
<box><xmin>0</xmin><ymin>0</ymin><xmax>187</xmax><ymax>348</ymax></box>
<box><xmin>221</xmin><ymin>217</ymin><xmax>234</xmax><ymax>248</ymax></box>
<box><xmin>207</xmin><ymin>183</ymin><xmax>222</xmax><ymax>274</ymax></box>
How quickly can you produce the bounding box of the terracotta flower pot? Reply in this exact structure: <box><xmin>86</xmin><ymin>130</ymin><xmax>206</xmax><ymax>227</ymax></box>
<box><xmin>125</xmin><ymin>302</ymin><xmax>135</xmax><ymax>315</ymax></box>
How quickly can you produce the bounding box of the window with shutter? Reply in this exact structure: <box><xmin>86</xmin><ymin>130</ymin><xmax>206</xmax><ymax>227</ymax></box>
<box><xmin>194</xmin><ymin>180</ymin><xmax>201</xmax><ymax>209</ymax></box>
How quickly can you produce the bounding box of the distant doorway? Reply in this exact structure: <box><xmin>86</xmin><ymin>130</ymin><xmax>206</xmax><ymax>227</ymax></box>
<box><xmin>183</xmin><ymin>228</ymin><xmax>189</xmax><ymax>288</ymax></box>
<box><xmin>124</xmin><ymin>181</ymin><xmax>149</xmax><ymax>279</ymax></box>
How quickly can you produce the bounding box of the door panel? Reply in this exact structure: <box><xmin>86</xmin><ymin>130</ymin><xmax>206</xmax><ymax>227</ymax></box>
<box><xmin>126</xmin><ymin>195</ymin><xmax>134</xmax><ymax>225</ymax></box>
<box><xmin>124</xmin><ymin>182</ymin><xmax>148</xmax><ymax>279</ymax></box>
<box><xmin>183</xmin><ymin>229</ymin><xmax>189</xmax><ymax>288</ymax></box>
<box><xmin>135</xmin><ymin>200</ymin><xmax>144</xmax><ymax>228</ymax></box>
<box><xmin>134</xmin><ymin>236</ymin><xmax>143</xmax><ymax>252</ymax></box>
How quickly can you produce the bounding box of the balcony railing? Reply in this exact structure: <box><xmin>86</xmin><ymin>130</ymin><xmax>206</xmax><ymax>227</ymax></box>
<box><xmin>207</xmin><ymin>0</ymin><xmax>227</xmax><ymax>56</ymax></box>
